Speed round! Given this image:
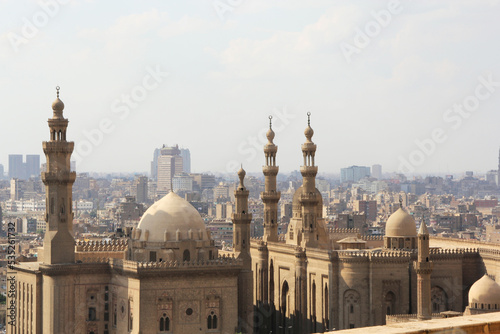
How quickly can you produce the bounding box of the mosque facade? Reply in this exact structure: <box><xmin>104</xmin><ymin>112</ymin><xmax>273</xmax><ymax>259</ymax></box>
<box><xmin>250</xmin><ymin>114</ymin><xmax>498</xmax><ymax>333</ymax></box>
<box><xmin>7</xmin><ymin>91</ymin><xmax>500</xmax><ymax>334</ymax></box>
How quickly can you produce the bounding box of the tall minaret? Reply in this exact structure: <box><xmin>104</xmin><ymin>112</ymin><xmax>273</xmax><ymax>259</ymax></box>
<box><xmin>232</xmin><ymin>167</ymin><xmax>253</xmax><ymax>333</ymax></box>
<box><xmin>262</xmin><ymin>116</ymin><xmax>280</xmax><ymax>242</ymax></box>
<box><xmin>299</xmin><ymin>112</ymin><xmax>321</xmax><ymax>247</ymax></box>
<box><xmin>41</xmin><ymin>87</ymin><xmax>76</xmax><ymax>264</ymax></box>
<box><xmin>414</xmin><ymin>218</ymin><xmax>433</xmax><ymax>320</ymax></box>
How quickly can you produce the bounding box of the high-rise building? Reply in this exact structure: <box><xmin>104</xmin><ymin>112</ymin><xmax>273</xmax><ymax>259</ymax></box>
<box><xmin>150</xmin><ymin>147</ymin><xmax>161</xmax><ymax>180</ymax></box>
<box><xmin>25</xmin><ymin>154</ymin><xmax>40</xmax><ymax>179</ymax></box>
<box><xmin>0</xmin><ymin>164</ymin><xmax>4</xmax><ymax>179</ymax></box>
<box><xmin>372</xmin><ymin>164</ymin><xmax>382</xmax><ymax>180</ymax></box>
<box><xmin>180</xmin><ymin>148</ymin><xmax>191</xmax><ymax>173</ymax></box>
<box><xmin>340</xmin><ymin>165</ymin><xmax>371</xmax><ymax>183</ymax></box>
<box><xmin>135</xmin><ymin>176</ymin><xmax>148</xmax><ymax>203</ymax></box>
<box><xmin>10</xmin><ymin>178</ymin><xmax>25</xmax><ymax>200</ymax></box>
<box><xmin>8</xmin><ymin>154</ymin><xmax>24</xmax><ymax>179</ymax></box>
<box><xmin>157</xmin><ymin>145</ymin><xmax>183</xmax><ymax>196</ymax></box>
<box><xmin>172</xmin><ymin>172</ymin><xmax>193</xmax><ymax>192</ymax></box>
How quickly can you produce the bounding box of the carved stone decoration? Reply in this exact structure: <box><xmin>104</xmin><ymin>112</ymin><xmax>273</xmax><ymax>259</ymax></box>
<box><xmin>178</xmin><ymin>300</ymin><xmax>200</xmax><ymax>324</ymax></box>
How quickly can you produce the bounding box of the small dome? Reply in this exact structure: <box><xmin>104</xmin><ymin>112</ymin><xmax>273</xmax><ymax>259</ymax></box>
<box><xmin>237</xmin><ymin>166</ymin><xmax>246</xmax><ymax>179</ymax></box>
<box><xmin>266</xmin><ymin>128</ymin><xmax>275</xmax><ymax>143</ymax></box>
<box><xmin>385</xmin><ymin>207</ymin><xmax>417</xmax><ymax>237</ymax></box>
<box><xmin>304</xmin><ymin>126</ymin><xmax>314</xmax><ymax>141</ymax></box>
<box><xmin>137</xmin><ymin>192</ymin><xmax>207</xmax><ymax>242</ymax></box>
<box><xmin>469</xmin><ymin>275</ymin><xmax>500</xmax><ymax>306</ymax></box>
<box><xmin>52</xmin><ymin>97</ymin><xmax>64</xmax><ymax>111</ymax></box>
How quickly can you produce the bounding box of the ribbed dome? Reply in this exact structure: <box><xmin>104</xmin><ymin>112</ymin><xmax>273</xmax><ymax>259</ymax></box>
<box><xmin>469</xmin><ymin>275</ymin><xmax>500</xmax><ymax>305</ymax></box>
<box><xmin>137</xmin><ymin>192</ymin><xmax>207</xmax><ymax>242</ymax></box>
<box><xmin>385</xmin><ymin>207</ymin><xmax>417</xmax><ymax>237</ymax></box>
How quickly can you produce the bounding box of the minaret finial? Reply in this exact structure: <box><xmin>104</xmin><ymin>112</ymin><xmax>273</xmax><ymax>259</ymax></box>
<box><xmin>269</xmin><ymin>115</ymin><xmax>273</xmax><ymax>129</ymax></box>
<box><xmin>56</xmin><ymin>86</ymin><xmax>60</xmax><ymax>98</ymax></box>
<box><xmin>399</xmin><ymin>194</ymin><xmax>403</xmax><ymax>208</ymax></box>
<box><xmin>307</xmin><ymin>112</ymin><xmax>311</xmax><ymax>126</ymax></box>
<box><xmin>237</xmin><ymin>165</ymin><xmax>246</xmax><ymax>188</ymax></box>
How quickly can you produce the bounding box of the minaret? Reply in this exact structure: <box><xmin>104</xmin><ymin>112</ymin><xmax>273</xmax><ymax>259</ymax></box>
<box><xmin>414</xmin><ymin>218</ymin><xmax>433</xmax><ymax>320</ymax></box>
<box><xmin>261</xmin><ymin>116</ymin><xmax>280</xmax><ymax>242</ymax></box>
<box><xmin>299</xmin><ymin>113</ymin><xmax>321</xmax><ymax>247</ymax></box>
<box><xmin>232</xmin><ymin>167</ymin><xmax>253</xmax><ymax>333</ymax></box>
<box><xmin>41</xmin><ymin>87</ymin><xmax>76</xmax><ymax>264</ymax></box>
<box><xmin>233</xmin><ymin>166</ymin><xmax>252</xmax><ymax>261</ymax></box>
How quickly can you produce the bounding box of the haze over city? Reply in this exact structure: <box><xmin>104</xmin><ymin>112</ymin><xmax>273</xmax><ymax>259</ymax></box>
<box><xmin>1</xmin><ymin>0</ymin><xmax>499</xmax><ymax>175</ymax></box>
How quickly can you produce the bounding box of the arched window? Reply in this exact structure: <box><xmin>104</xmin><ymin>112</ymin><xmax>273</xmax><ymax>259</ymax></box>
<box><xmin>281</xmin><ymin>281</ymin><xmax>289</xmax><ymax>329</ymax></box>
<box><xmin>312</xmin><ymin>281</ymin><xmax>317</xmax><ymax>332</ymax></box>
<box><xmin>159</xmin><ymin>313</ymin><xmax>170</xmax><ymax>332</ymax></box>
<box><xmin>324</xmin><ymin>284</ymin><xmax>329</xmax><ymax>330</ymax></box>
<box><xmin>207</xmin><ymin>311</ymin><xmax>217</xmax><ymax>329</ymax></box>
<box><xmin>183</xmin><ymin>250</ymin><xmax>190</xmax><ymax>262</ymax></box>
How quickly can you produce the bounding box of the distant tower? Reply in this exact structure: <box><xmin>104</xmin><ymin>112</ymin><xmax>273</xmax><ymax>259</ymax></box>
<box><xmin>41</xmin><ymin>87</ymin><xmax>76</xmax><ymax>264</ymax></box>
<box><xmin>414</xmin><ymin>218</ymin><xmax>433</xmax><ymax>320</ymax></box>
<box><xmin>232</xmin><ymin>166</ymin><xmax>253</xmax><ymax>333</ymax></box>
<box><xmin>157</xmin><ymin>145</ymin><xmax>183</xmax><ymax>196</ymax></box>
<box><xmin>262</xmin><ymin>116</ymin><xmax>280</xmax><ymax>242</ymax></box>
<box><xmin>180</xmin><ymin>148</ymin><xmax>191</xmax><ymax>173</ymax></box>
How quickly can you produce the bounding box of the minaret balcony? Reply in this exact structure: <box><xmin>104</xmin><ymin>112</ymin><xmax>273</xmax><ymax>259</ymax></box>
<box><xmin>43</xmin><ymin>141</ymin><xmax>74</xmax><ymax>153</ymax></box>
<box><xmin>264</xmin><ymin>145</ymin><xmax>277</xmax><ymax>153</ymax></box>
<box><xmin>300</xmin><ymin>166</ymin><xmax>318</xmax><ymax>176</ymax></box>
<box><xmin>42</xmin><ymin>171</ymin><xmax>76</xmax><ymax>184</ymax></box>
<box><xmin>233</xmin><ymin>213</ymin><xmax>252</xmax><ymax>222</ymax></box>
<box><xmin>299</xmin><ymin>192</ymin><xmax>319</xmax><ymax>204</ymax></box>
<box><xmin>262</xmin><ymin>165</ymin><xmax>279</xmax><ymax>175</ymax></box>
<box><xmin>261</xmin><ymin>191</ymin><xmax>281</xmax><ymax>202</ymax></box>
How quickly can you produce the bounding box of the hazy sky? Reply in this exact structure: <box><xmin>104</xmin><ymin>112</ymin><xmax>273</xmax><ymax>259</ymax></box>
<box><xmin>1</xmin><ymin>0</ymin><xmax>499</xmax><ymax>176</ymax></box>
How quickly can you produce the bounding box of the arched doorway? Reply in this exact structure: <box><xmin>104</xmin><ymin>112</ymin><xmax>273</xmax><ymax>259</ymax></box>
<box><xmin>431</xmin><ymin>286</ymin><xmax>448</xmax><ymax>313</ymax></box>
<box><xmin>385</xmin><ymin>291</ymin><xmax>396</xmax><ymax>318</ymax></box>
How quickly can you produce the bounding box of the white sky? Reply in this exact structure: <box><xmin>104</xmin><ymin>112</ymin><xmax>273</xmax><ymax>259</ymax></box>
<box><xmin>1</xmin><ymin>0</ymin><xmax>499</xmax><ymax>176</ymax></box>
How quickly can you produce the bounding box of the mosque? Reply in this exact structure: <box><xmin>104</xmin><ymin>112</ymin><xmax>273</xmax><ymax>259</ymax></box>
<box><xmin>7</xmin><ymin>90</ymin><xmax>500</xmax><ymax>334</ymax></box>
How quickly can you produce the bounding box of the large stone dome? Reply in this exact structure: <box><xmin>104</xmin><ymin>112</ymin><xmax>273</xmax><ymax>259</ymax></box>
<box><xmin>469</xmin><ymin>274</ymin><xmax>500</xmax><ymax>306</ymax></box>
<box><xmin>385</xmin><ymin>207</ymin><xmax>417</xmax><ymax>237</ymax></box>
<box><xmin>136</xmin><ymin>192</ymin><xmax>207</xmax><ymax>242</ymax></box>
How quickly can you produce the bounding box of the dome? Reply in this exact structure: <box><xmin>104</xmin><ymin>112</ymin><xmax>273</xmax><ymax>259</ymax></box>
<box><xmin>385</xmin><ymin>207</ymin><xmax>417</xmax><ymax>237</ymax></box>
<box><xmin>136</xmin><ymin>192</ymin><xmax>207</xmax><ymax>242</ymax></box>
<box><xmin>304</xmin><ymin>126</ymin><xmax>314</xmax><ymax>141</ymax></box>
<box><xmin>52</xmin><ymin>97</ymin><xmax>64</xmax><ymax>111</ymax></box>
<box><xmin>469</xmin><ymin>275</ymin><xmax>500</xmax><ymax>305</ymax></box>
<box><xmin>266</xmin><ymin>128</ymin><xmax>275</xmax><ymax>143</ymax></box>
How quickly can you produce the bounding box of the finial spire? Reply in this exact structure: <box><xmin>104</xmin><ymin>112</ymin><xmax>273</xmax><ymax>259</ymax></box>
<box><xmin>269</xmin><ymin>115</ymin><xmax>273</xmax><ymax>129</ymax></box>
<box><xmin>237</xmin><ymin>165</ymin><xmax>246</xmax><ymax>188</ymax></box>
<box><xmin>399</xmin><ymin>195</ymin><xmax>403</xmax><ymax>208</ymax></box>
<box><xmin>56</xmin><ymin>86</ymin><xmax>60</xmax><ymax>98</ymax></box>
<box><xmin>307</xmin><ymin>112</ymin><xmax>311</xmax><ymax>126</ymax></box>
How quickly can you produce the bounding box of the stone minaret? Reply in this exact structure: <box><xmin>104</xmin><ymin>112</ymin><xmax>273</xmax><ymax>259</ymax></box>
<box><xmin>299</xmin><ymin>113</ymin><xmax>321</xmax><ymax>248</ymax></box>
<box><xmin>262</xmin><ymin>116</ymin><xmax>280</xmax><ymax>242</ymax></box>
<box><xmin>41</xmin><ymin>87</ymin><xmax>76</xmax><ymax>264</ymax></box>
<box><xmin>232</xmin><ymin>167</ymin><xmax>253</xmax><ymax>332</ymax></box>
<box><xmin>414</xmin><ymin>219</ymin><xmax>433</xmax><ymax>320</ymax></box>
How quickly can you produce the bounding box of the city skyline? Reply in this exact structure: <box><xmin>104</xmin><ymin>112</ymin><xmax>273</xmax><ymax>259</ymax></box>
<box><xmin>1</xmin><ymin>1</ymin><xmax>499</xmax><ymax>175</ymax></box>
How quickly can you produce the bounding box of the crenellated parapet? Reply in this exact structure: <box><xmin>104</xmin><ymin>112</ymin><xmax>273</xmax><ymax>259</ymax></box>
<box><xmin>429</xmin><ymin>248</ymin><xmax>478</xmax><ymax>261</ymax></box>
<box><xmin>76</xmin><ymin>239</ymin><xmax>129</xmax><ymax>252</ymax></box>
<box><xmin>329</xmin><ymin>228</ymin><xmax>360</xmax><ymax>234</ymax></box>
<box><xmin>361</xmin><ymin>235</ymin><xmax>384</xmax><ymax>241</ymax></box>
